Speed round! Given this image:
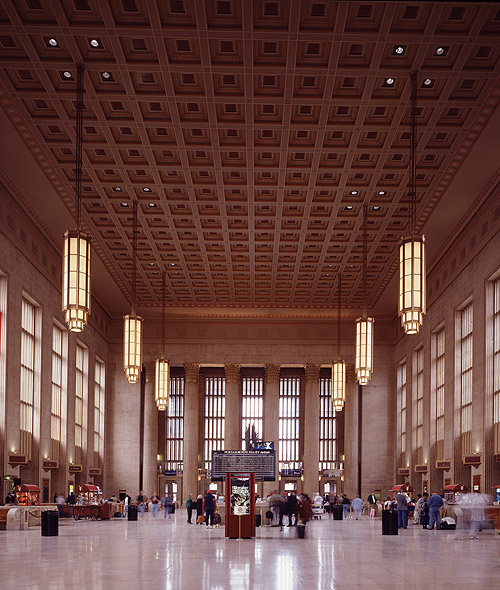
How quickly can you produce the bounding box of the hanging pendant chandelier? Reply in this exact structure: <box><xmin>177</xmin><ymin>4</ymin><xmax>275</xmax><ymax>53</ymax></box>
<box><xmin>123</xmin><ymin>201</ymin><xmax>143</xmax><ymax>383</ymax></box>
<box><xmin>399</xmin><ymin>72</ymin><xmax>426</xmax><ymax>335</ymax></box>
<box><xmin>155</xmin><ymin>271</ymin><xmax>169</xmax><ymax>411</ymax></box>
<box><xmin>355</xmin><ymin>205</ymin><xmax>375</xmax><ymax>385</ymax></box>
<box><xmin>332</xmin><ymin>274</ymin><xmax>346</xmax><ymax>411</ymax></box>
<box><xmin>62</xmin><ymin>64</ymin><xmax>91</xmax><ymax>332</ymax></box>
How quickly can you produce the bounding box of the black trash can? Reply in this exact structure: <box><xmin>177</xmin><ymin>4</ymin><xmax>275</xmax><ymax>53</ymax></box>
<box><xmin>171</xmin><ymin>503</ymin><xmax>175</xmax><ymax>514</ymax></box>
<box><xmin>382</xmin><ymin>509</ymin><xmax>398</xmax><ymax>535</ymax></box>
<box><xmin>41</xmin><ymin>510</ymin><xmax>59</xmax><ymax>536</ymax></box>
<box><xmin>333</xmin><ymin>505</ymin><xmax>343</xmax><ymax>520</ymax></box>
<box><xmin>128</xmin><ymin>504</ymin><xmax>138</xmax><ymax>521</ymax></box>
<box><xmin>255</xmin><ymin>513</ymin><xmax>262</xmax><ymax>528</ymax></box>
<box><xmin>297</xmin><ymin>523</ymin><xmax>306</xmax><ymax>538</ymax></box>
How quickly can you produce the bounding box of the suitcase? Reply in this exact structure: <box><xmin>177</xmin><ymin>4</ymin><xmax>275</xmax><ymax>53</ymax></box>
<box><xmin>440</xmin><ymin>521</ymin><xmax>456</xmax><ymax>530</ymax></box>
<box><xmin>333</xmin><ymin>505</ymin><xmax>343</xmax><ymax>520</ymax></box>
<box><xmin>255</xmin><ymin>514</ymin><xmax>262</xmax><ymax>527</ymax></box>
<box><xmin>382</xmin><ymin>510</ymin><xmax>398</xmax><ymax>535</ymax></box>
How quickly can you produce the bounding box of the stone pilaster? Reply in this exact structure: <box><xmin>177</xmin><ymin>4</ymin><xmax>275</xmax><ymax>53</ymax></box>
<box><xmin>224</xmin><ymin>364</ymin><xmax>241</xmax><ymax>450</ymax></box>
<box><xmin>303</xmin><ymin>364</ymin><xmax>321</xmax><ymax>496</ymax></box>
<box><xmin>143</xmin><ymin>361</ymin><xmax>158</xmax><ymax>496</ymax></box>
<box><xmin>183</xmin><ymin>363</ymin><xmax>200</xmax><ymax>502</ymax></box>
<box><xmin>263</xmin><ymin>364</ymin><xmax>280</xmax><ymax>496</ymax></box>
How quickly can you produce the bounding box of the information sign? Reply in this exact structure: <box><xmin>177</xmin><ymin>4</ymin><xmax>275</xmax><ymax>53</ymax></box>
<box><xmin>211</xmin><ymin>450</ymin><xmax>275</xmax><ymax>481</ymax></box>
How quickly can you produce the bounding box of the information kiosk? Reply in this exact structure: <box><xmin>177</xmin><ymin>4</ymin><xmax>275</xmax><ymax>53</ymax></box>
<box><xmin>225</xmin><ymin>473</ymin><xmax>255</xmax><ymax>539</ymax></box>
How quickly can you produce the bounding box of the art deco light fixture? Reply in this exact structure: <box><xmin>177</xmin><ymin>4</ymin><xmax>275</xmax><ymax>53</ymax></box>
<box><xmin>62</xmin><ymin>64</ymin><xmax>91</xmax><ymax>332</ymax></box>
<box><xmin>123</xmin><ymin>201</ymin><xmax>143</xmax><ymax>383</ymax></box>
<box><xmin>399</xmin><ymin>71</ymin><xmax>426</xmax><ymax>334</ymax></box>
<box><xmin>155</xmin><ymin>271</ymin><xmax>169</xmax><ymax>411</ymax></box>
<box><xmin>332</xmin><ymin>274</ymin><xmax>346</xmax><ymax>411</ymax></box>
<box><xmin>355</xmin><ymin>206</ymin><xmax>374</xmax><ymax>385</ymax></box>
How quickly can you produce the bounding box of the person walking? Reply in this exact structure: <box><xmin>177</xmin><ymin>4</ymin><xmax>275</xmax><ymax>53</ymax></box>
<box><xmin>268</xmin><ymin>490</ymin><xmax>285</xmax><ymax>528</ymax></box>
<box><xmin>123</xmin><ymin>494</ymin><xmax>130</xmax><ymax>518</ymax></box>
<box><xmin>395</xmin><ymin>491</ymin><xmax>409</xmax><ymax>529</ymax></box>
<box><xmin>137</xmin><ymin>490</ymin><xmax>147</xmax><ymax>519</ymax></box>
<box><xmin>426</xmin><ymin>491</ymin><xmax>444</xmax><ymax>530</ymax></box>
<box><xmin>185</xmin><ymin>493</ymin><xmax>194</xmax><ymax>524</ymax></box>
<box><xmin>352</xmin><ymin>496</ymin><xmax>364</xmax><ymax>520</ymax></box>
<box><xmin>367</xmin><ymin>491</ymin><xmax>377</xmax><ymax>516</ymax></box>
<box><xmin>203</xmin><ymin>489</ymin><xmax>216</xmax><ymax>528</ymax></box>
<box><xmin>150</xmin><ymin>492</ymin><xmax>160</xmax><ymax>519</ymax></box>
<box><xmin>341</xmin><ymin>494</ymin><xmax>351</xmax><ymax>519</ymax></box>
<box><xmin>285</xmin><ymin>492</ymin><xmax>298</xmax><ymax>526</ymax></box>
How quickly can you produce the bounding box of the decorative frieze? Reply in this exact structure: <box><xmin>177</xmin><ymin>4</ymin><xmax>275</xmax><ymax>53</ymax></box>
<box><xmin>184</xmin><ymin>363</ymin><xmax>200</xmax><ymax>384</ymax></box>
<box><xmin>224</xmin><ymin>364</ymin><xmax>240</xmax><ymax>384</ymax></box>
<box><xmin>265</xmin><ymin>364</ymin><xmax>280</xmax><ymax>384</ymax></box>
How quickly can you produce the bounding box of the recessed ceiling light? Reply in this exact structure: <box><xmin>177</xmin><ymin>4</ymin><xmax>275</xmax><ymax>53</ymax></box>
<box><xmin>113</xmin><ymin>186</ymin><xmax>122</xmax><ymax>192</ymax></box>
<box><xmin>170</xmin><ymin>263</ymin><xmax>176</xmax><ymax>266</ymax></box>
<box><xmin>48</xmin><ymin>38</ymin><xmax>59</xmax><ymax>47</ymax></box>
<box><xmin>378</xmin><ymin>191</ymin><xmax>386</xmax><ymax>196</ymax></box>
<box><xmin>120</xmin><ymin>202</ymin><xmax>129</xmax><ymax>208</ymax></box>
<box><xmin>423</xmin><ymin>78</ymin><xmax>433</xmax><ymax>86</ymax></box>
<box><xmin>394</xmin><ymin>46</ymin><xmax>405</xmax><ymax>55</ymax></box>
<box><xmin>349</xmin><ymin>190</ymin><xmax>358</xmax><ymax>196</ymax></box>
<box><xmin>89</xmin><ymin>39</ymin><xmax>100</xmax><ymax>48</ymax></box>
<box><xmin>147</xmin><ymin>203</ymin><xmax>156</xmax><ymax>208</ymax></box>
<box><xmin>349</xmin><ymin>264</ymin><xmax>355</xmax><ymax>268</ymax></box>
<box><xmin>63</xmin><ymin>71</ymin><xmax>73</xmax><ymax>79</ymax></box>
<box><xmin>345</xmin><ymin>206</ymin><xmax>354</xmax><ymax>211</ymax></box>
<box><xmin>148</xmin><ymin>262</ymin><xmax>154</xmax><ymax>266</ymax></box>
<box><xmin>385</xmin><ymin>77</ymin><xmax>395</xmax><ymax>86</ymax></box>
<box><xmin>152</xmin><ymin>272</ymin><xmax>159</xmax><ymax>275</ymax></box>
<box><xmin>142</xmin><ymin>187</ymin><xmax>151</xmax><ymax>192</ymax></box>
<box><xmin>101</xmin><ymin>71</ymin><xmax>112</xmax><ymax>80</ymax></box>
<box><xmin>435</xmin><ymin>47</ymin><xmax>445</xmax><ymax>56</ymax></box>
<box><xmin>325</xmin><ymin>274</ymin><xmax>331</xmax><ymax>277</ymax></box>
<box><xmin>373</xmin><ymin>206</ymin><xmax>381</xmax><ymax>211</ymax></box>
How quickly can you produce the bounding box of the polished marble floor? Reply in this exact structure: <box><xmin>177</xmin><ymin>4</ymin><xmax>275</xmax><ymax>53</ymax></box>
<box><xmin>1</xmin><ymin>511</ymin><xmax>498</xmax><ymax>590</ymax></box>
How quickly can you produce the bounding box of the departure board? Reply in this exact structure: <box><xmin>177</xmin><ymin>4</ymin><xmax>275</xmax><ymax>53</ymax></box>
<box><xmin>211</xmin><ymin>450</ymin><xmax>276</xmax><ymax>481</ymax></box>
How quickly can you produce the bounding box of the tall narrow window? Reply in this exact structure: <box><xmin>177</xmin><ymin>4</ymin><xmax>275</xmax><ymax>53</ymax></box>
<box><xmin>165</xmin><ymin>375</ymin><xmax>184</xmax><ymax>471</ymax></box>
<box><xmin>415</xmin><ymin>347</ymin><xmax>424</xmax><ymax>464</ymax></box>
<box><xmin>279</xmin><ymin>376</ymin><xmax>301</xmax><ymax>471</ymax></box>
<box><xmin>51</xmin><ymin>324</ymin><xmax>64</xmax><ymax>461</ymax></box>
<box><xmin>20</xmin><ymin>298</ymin><xmax>36</xmax><ymax>459</ymax></box>
<box><xmin>435</xmin><ymin>328</ymin><xmax>445</xmax><ymax>458</ymax></box>
<box><xmin>494</xmin><ymin>279</ymin><xmax>500</xmax><ymax>454</ymax></box>
<box><xmin>241</xmin><ymin>375</ymin><xmax>264</xmax><ymax>449</ymax></box>
<box><xmin>203</xmin><ymin>375</ymin><xmax>225</xmax><ymax>470</ymax></box>
<box><xmin>460</xmin><ymin>303</ymin><xmax>473</xmax><ymax>456</ymax></box>
<box><xmin>94</xmin><ymin>358</ymin><xmax>105</xmax><ymax>467</ymax></box>
<box><xmin>319</xmin><ymin>375</ymin><xmax>337</xmax><ymax>471</ymax></box>
<box><xmin>398</xmin><ymin>362</ymin><xmax>407</xmax><ymax>466</ymax></box>
<box><xmin>75</xmin><ymin>343</ymin><xmax>87</xmax><ymax>464</ymax></box>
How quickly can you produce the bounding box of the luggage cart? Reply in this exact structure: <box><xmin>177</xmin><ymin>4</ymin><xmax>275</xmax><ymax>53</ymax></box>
<box><xmin>312</xmin><ymin>502</ymin><xmax>323</xmax><ymax>520</ymax></box>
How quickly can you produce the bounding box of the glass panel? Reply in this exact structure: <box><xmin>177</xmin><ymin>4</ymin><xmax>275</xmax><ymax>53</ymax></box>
<box><xmin>165</xmin><ymin>376</ymin><xmax>184</xmax><ymax>471</ymax></box>
<box><xmin>203</xmin><ymin>376</ymin><xmax>225</xmax><ymax>470</ymax></box>
<box><xmin>241</xmin><ymin>375</ymin><xmax>264</xmax><ymax>449</ymax></box>
<box><xmin>319</xmin><ymin>376</ymin><xmax>337</xmax><ymax>471</ymax></box>
<box><xmin>279</xmin><ymin>376</ymin><xmax>301</xmax><ymax>470</ymax></box>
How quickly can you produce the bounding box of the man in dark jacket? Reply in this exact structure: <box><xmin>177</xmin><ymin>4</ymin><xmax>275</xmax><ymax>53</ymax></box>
<box><xmin>285</xmin><ymin>492</ymin><xmax>298</xmax><ymax>527</ymax></box>
<box><xmin>426</xmin><ymin>492</ymin><xmax>444</xmax><ymax>530</ymax></box>
<box><xmin>203</xmin><ymin>490</ymin><xmax>216</xmax><ymax>528</ymax></box>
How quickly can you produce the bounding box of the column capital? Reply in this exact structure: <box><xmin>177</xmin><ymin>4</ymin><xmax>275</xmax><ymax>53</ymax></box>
<box><xmin>265</xmin><ymin>364</ymin><xmax>280</xmax><ymax>384</ymax></box>
<box><xmin>304</xmin><ymin>364</ymin><xmax>321</xmax><ymax>383</ymax></box>
<box><xmin>184</xmin><ymin>363</ymin><xmax>200</xmax><ymax>384</ymax></box>
<box><xmin>144</xmin><ymin>361</ymin><xmax>155</xmax><ymax>382</ymax></box>
<box><xmin>224</xmin><ymin>364</ymin><xmax>240</xmax><ymax>384</ymax></box>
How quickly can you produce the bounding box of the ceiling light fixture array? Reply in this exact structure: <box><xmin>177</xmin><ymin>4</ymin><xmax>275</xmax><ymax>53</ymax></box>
<box><xmin>332</xmin><ymin>274</ymin><xmax>346</xmax><ymax>412</ymax></box>
<box><xmin>398</xmin><ymin>71</ymin><xmax>426</xmax><ymax>335</ymax></box>
<box><xmin>355</xmin><ymin>205</ymin><xmax>374</xmax><ymax>386</ymax></box>
<box><xmin>123</xmin><ymin>201</ymin><xmax>143</xmax><ymax>384</ymax></box>
<box><xmin>155</xmin><ymin>271</ymin><xmax>170</xmax><ymax>412</ymax></box>
<box><xmin>62</xmin><ymin>64</ymin><xmax>91</xmax><ymax>333</ymax></box>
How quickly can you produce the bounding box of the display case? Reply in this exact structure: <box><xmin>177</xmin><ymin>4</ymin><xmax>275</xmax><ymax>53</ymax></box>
<box><xmin>14</xmin><ymin>484</ymin><xmax>40</xmax><ymax>506</ymax></box>
<box><xmin>442</xmin><ymin>484</ymin><xmax>468</xmax><ymax>504</ymax></box>
<box><xmin>73</xmin><ymin>484</ymin><xmax>103</xmax><ymax>520</ymax></box>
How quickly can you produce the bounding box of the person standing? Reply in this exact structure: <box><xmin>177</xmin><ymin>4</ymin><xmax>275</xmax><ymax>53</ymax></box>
<box><xmin>203</xmin><ymin>489</ymin><xmax>216</xmax><ymax>528</ymax></box>
<box><xmin>285</xmin><ymin>492</ymin><xmax>298</xmax><ymax>527</ymax></box>
<box><xmin>352</xmin><ymin>496</ymin><xmax>364</xmax><ymax>520</ymax></box>
<box><xmin>123</xmin><ymin>494</ymin><xmax>130</xmax><ymax>518</ymax></box>
<box><xmin>419</xmin><ymin>493</ymin><xmax>429</xmax><ymax>528</ymax></box>
<box><xmin>195</xmin><ymin>494</ymin><xmax>203</xmax><ymax>524</ymax></box>
<box><xmin>327</xmin><ymin>493</ymin><xmax>337</xmax><ymax>519</ymax></box>
<box><xmin>150</xmin><ymin>492</ymin><xmax>160</xmax><ymax>519</ymax></box>
<box><xmin>185</xmin><ymin>493</ymin><xmax>194</xmax><ymax>524</ymax></box>
<box><xmin>268</xmin><ymin>490</ymin><xmax>285</xmax><ymax>528</ymax></box>
<box><xmin>426</xmin><ymin>491</ymin><xmax>444</xmax><ymax>530</ymax></box>
<box><xmin>56</xmin><ymin>494</ymin><xmax>65</xmax><ymax>517</ymax></box>
<box><xmin>66</xmin><ymin>491</ymin><xmax>76</xmax><ymax>518</ymax></box>
<box><xmin>367</xmin><ymin>491</ymin><xmax>377</xmax><ymax>516</ymax></box>
<box><xmin>395</xmin><ymin>491</ymin><xmax>408</xmax><ymax>529</ymax></box>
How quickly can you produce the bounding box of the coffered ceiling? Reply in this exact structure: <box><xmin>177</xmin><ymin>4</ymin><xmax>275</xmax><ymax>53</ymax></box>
<box><xmin>1</xmin><ymin>0</ymin><xmax>500</xmax><ymax>318</ymax></box>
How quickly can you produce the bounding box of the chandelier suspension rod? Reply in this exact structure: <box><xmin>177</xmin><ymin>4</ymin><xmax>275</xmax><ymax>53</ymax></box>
<box><xmin>362</xmin><ymin>204</ymin><xmax>368</xmax><ymax>318</ymax></box>
<box><xmin>75</xmin><ymin>64</ymin><xmax>84</xmax><ymax>231</ymax></box>
<box><xmin>131</xmin><ymin>201</ymin><xmax>137</xmax><ymax>314</ymax></box>
<box><xmin>409</xmin><ymin>70</ymin><xmax>417</xmax><ymax>235</ymax></box>
<box><xmin>337</xmin><ymin>273</ymin><xmax>342</xmax><ymax>360</ymax></box>
<box><xmin>161</xmin><ymin>270</ymin><xmax>166</xmax><ymax>360</ymax></box>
